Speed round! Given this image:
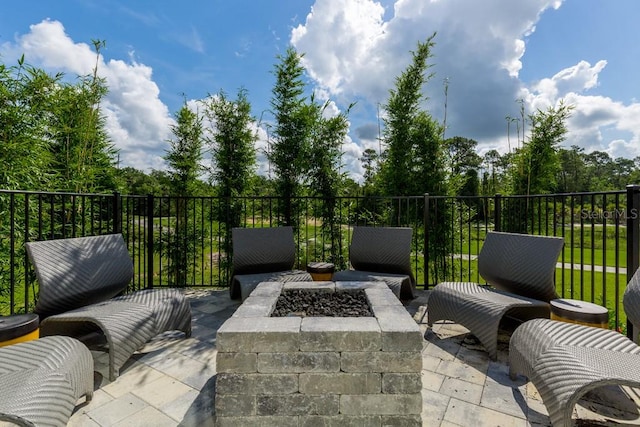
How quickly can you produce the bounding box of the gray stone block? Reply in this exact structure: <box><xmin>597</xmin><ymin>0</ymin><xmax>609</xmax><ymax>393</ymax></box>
<box><xmin>256</xmin><ymin>394</ymin><xmax>340</xmax><ymax>416</ymax></box>
<box><xmin>216</xmin><ymin>352</ymin><xmax>257</xmax><ymax>373</ymax></box>
<box><xmin>300</xmin><ymin>415</ymin><xmax>383</xmax><ymax>427</ymax></box>
<box><xmin>365</xmin><ymin>288</ymin><xmax>403</xmax><ymax>307</ymax></box>
<box><xmin>217</xmin><ymin>317</ymin><xmax>301</xmax><ymax>352</ymax></box>
<box><xmin>379</xmin><ymin>415</ymin><xmax>422</xmax><ymax>426</ymax></box>
<box><xmin>215</xmin><ymin>394</ymin><xmax>256</xmax><ymax>417</ymax></box>
<box><xmin>340</xmin><ymin>393</ymin><xmax>422</xmax><ymax>415</ymax></box>
<box><xmin>283</xmin><ymin>282</ymin><xmax>336</xmax><ymax>292</ymax></box>
<box><xmin>341</xmin><ymin>351</ymin><xmax>422</xmax><ymax>373</ymax></box>
<box><xmin>216</xmin><ymin>373</ymin><xmax>298</xmax><ymax>395</ymax></box>
<box><xmin>232</xmin><ymin>295</ymin><xmax>277</xmax><ymax>317</ymax></box>
<box><xmin>300</xmin><ymin>317</ymin><xmax>381</xmax><ymax>351</ymax></box>
<box><xmin>335</xmin><ymin>281</ymin><xmax>387</xmax><ymax>291</ymax></box>
<box><xmin>299</xmin><ymin>373</ymin><xmax>381</xmax><ymax>394</ymax></box>
<box><xmin>382</xmin><ymin>373</ymin><xmax>422</xmax><ymax>394</ymax></box>
<box><xmin>257</xmin><ymin>352</ymin><xmax>340</xmax><ymax>373</ymax></box>
<box><xmin>251</xmin><ymin>281</ymin><xmax>284</xmax><ymax>297</ymax></box>
<box><xmin>215</xmin><ymin>416</ymin><xmax>299</xmax><ymax>427</ymax></box>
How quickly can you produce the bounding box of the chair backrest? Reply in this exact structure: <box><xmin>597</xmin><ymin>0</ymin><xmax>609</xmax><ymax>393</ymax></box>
<box><xmin>623</xmin><ymin>266</ymin><xmax>640</xmax><ymax>335</ymax></box>
<box><xmin>232</xmin><ymin>226</ymin><xmax>297</xmax><ymax>275</ymax></box>
<box><xmin>478</xmin><ymin>231</ymin><xmax>564</xmax><ymax>301</ymax></box>
<box><xmin>349</xmin><ymin>226</ymin><xmax>415</xmax><ymax>285</ymax></box>
<box><xmin>26</xmin><ymin>234</ymin><xmax>133</xmax><ymax>318</ymax></box>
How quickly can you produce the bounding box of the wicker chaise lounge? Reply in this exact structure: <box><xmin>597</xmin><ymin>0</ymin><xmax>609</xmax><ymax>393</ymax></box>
<box><xmin>333</xmin><ymin>226</ymin><xmax>416</xmax><ymax>300</ymax></box>
<box><xmin>229</xmin><ymin>226</ymin><xmax>313</xmax><ymax>301</ymax></box>
<box><xmin>0</xmin><ymin>336</ymin><xmax>93</xmax><ymax>427</ymax></box>
<box><xmin>26</xmin><ymin>234</ymin><xmax>192</xmax><ymax>381</ymax></box>
<box><xmin>427</xmin><ymin>231</ymin><xmax>564</xmax><ymax>359</ymax></box>
<box><xmin>509</xmin><ymin>266</ymin><xmax>640</xmax><ymax>426</ymax></box>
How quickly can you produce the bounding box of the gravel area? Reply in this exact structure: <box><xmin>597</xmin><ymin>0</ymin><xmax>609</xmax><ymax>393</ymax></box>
<box><xmin>271</xmin><ymin>289</ymin><xmax>373</xmax><ymax>317</ymax></box>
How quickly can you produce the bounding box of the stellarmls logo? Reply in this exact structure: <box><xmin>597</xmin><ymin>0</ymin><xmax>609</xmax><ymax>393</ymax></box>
<box><xmin>580</xmin><ymin>209</ymin><xmax>639</xmax><ymax>220</ymax></box>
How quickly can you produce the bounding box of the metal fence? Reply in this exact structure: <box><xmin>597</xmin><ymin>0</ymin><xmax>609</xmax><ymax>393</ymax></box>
<box><xmin>1</xmin><ymin>186</ymin><xmax>639</xmax><ymax>330</ymax></box>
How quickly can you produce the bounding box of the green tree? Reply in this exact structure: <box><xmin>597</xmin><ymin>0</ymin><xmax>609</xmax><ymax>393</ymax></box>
<box><xmin>162</xmin><ymin>103</ymin><xmax>204</xmax><ymax>286</ymax></box>
<box><xmin>204</xmin><ymin>89</ymin><xmax>256</xmax><ymax>225</ymax></box>
<box><xmin>307</xmin><ymin>100</ymin><xmax>350</xmax><ymax>267</ymax></box>
<box><xmin>269</xmin><ymin>47</ymin><xmax>311</xmax><ymax>228</ymax></box>
<box><xmin>445</xmin><ymin>136</ymin><xmax>481</xmax><ymax>195</ymax></box>
<box><xmin>203</xmin><ymin>88</ymin><xmax>257</xmax><ymax>284</ymax></box>
<box><xmin>48</xmin><ymin>40</ymin><xmax>117</xmax><ymax>193</ymax></box>
<box><xmin>481</xmin><ymin>149</ymin><xmax>504</xmax><ymax>196</ymax></box>
<box><xmin>510</xmin><ymin>102</ymin><xmax>573</xmax><ymax>196</ymax></box>
<box><xmin>379</xmin><ymin>34</ymin><xmax>446</xmax><ymax>198</ymax></box>
<box><xmin>0</xmin><ymin>56</ymin><xmax>57</xmax><ymax>191</ymax></box>
<box><xmin>611</xmin><ymin>157</ymin><xmax>635</xmax><ymax>190</ymax></box>
<box><xmin>507</xmin><ymin>102</ymin><xmax>572</xmax><ymax>232</ymax></box>
<box><xmin>378</xmin><ymin>34</ymin><xmax>452</xmax><ymax>282</ymax></box>
<box><xmin>556</xmin><ymin>145</ymin><xmax>587</xmax><ymax>192</ymax></box>
<box><xmin>360</xmin><ymin>148</ymin><xmax>379</xmax><ymax>194</ymax></box>
<box><xmin>584</xmin><ymin>151</ymin><xmax>614</xmax><ymax>191</ymax></box>
<box><xmin>117</xmin><ymin>167</ymin><xmax>164</xmax><ymax>196</ymax></box>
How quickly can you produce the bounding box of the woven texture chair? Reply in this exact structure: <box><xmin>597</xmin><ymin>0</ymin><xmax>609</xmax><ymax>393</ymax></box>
<box><xmin>229</xmin><ymin>226</ymin><xmax>313</xmax><ymax>301</ymax></box>
<box><xmin>509</xmin><ymin>266</ymin><xmax>640</xmax><ymax>427</ymax></box>
<box><xmin>0</xmin><ymin>336</ymin><xmax>93</xmax><ymax>427</ymax></box>
<box><xmin>427</xmin><ymin>231</ymin><xmax>564</xmax><ymax>359</ymax></box>
<box><xmin>26</xmin><ymin>234</ymin><xmax>192</xmax><ymax>380</ymax></box>
<box><xmin>333</xmin><ymin>226</ymin><xmax>416</xmax><ymax>300</ymax></box>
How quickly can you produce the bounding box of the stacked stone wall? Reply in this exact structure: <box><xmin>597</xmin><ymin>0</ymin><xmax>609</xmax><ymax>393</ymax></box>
<box><xmin>215</xmin><ymin>281</ymin><xmax>423</xmax><ymax>426</ymax></box>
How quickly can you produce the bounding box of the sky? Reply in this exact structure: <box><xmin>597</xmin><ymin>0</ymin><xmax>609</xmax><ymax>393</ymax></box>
<box><xmin>1</xmin><ymin>0</ymin><xmax>639</xmax><ymax>182</ymax></box>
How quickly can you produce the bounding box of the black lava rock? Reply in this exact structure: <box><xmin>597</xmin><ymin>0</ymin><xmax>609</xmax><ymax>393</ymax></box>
<box><xmin>271</xmin><ymin>289</ymin><xmax>373</xmax><ymax>317</ymax></box>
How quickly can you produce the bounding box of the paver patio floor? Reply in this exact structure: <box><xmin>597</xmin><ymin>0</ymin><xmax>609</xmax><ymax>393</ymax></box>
<box><xmin>65</xmin><ymin>289</ymin><xmax>640</xmax><ymax>426</ymax></box>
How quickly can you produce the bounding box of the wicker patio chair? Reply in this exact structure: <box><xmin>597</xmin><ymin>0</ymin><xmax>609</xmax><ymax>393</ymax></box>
<box><xmin>509</xmin><ymin>266</ymin><xmax>640</xmax><ymax>427</ymax></box>
<box><xmin>229</xmin><ymin>226</ymin><xmax>313</xmax><ymax>301</ymax></box>
<box><xmin>26</xmin><ymin>234</ymin><xmax>192</xmax><ymax>380</ymax></box>
<box><xmin>0</xmin><ymin>335</ymin><xmax>93</xmax><ymax>427</ymax></box>
<box><xmin>427</xmin><ymin>231</ymin><xmax>564</xmax><ymax>359</ymax></box>
<box><xmin>332</xmin><ymin>226</ymin><xmax>416</xmax><ymax>300</ymax></box>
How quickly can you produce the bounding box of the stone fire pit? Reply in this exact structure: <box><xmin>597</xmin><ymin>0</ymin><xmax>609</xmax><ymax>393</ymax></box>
<box><xmin>215</xmin><ymin>281</ymin><xmax>423</xmax><ymax>426</ymax></box>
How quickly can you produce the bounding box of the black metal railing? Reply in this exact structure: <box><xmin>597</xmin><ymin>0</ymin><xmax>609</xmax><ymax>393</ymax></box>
<box><xmin>1</xmin><ymin>186</ymin><xmax>639</xmax><ymax>331</ymax></box>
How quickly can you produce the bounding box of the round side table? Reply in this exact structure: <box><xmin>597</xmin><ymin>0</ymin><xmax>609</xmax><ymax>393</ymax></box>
<box><xmin>0</xmin><ymin>313</ymin><xmax>40</xmax><ymax>347</ymax></box>
<box><xmin>307</xmin><ymin>262</ymin><xmax>335</xmax><ymax>281</ymax></box>
<box><xmin>550</xmin><ymin>299</ymin><xmax>608</xmax><ymax>329</ymax></box>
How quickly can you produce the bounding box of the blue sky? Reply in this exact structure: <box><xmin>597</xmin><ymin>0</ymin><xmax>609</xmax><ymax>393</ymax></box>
<box><xmin>1</xmin><ymin>0</ymin><xmax>638</xmax><ymax>181</ymax></box>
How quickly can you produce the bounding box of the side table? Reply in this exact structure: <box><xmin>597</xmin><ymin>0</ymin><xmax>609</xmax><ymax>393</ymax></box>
<box><xmin>306</xmin><ymin>262</ymin><xmax>335</xmax><ymax>281</ymax></box>
<box><xmin>550</xmin><ymin>298</ymin><xmax>608</xmax><ymax>329</ymax></box>
<box><xmin>0</xmin><ymin>313</ymin><xmax>40</xmax><ymax>347</ymax></box>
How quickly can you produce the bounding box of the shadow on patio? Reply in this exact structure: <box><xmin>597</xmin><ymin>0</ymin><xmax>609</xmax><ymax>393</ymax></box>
<box><xmin>66</xmin><ymin>289</ymin><xmax>640</xmax><ymax>427</ymax></box>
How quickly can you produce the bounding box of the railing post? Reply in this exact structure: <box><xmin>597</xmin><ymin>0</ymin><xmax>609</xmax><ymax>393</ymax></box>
<box><xmin>423</xmin><ymin>193</ymin><xmax>430</xmax><ymax>289</ymax></box>
<box><xmin>146</xmin><ymin>194</ymin><xmax>155</xmax><ymax>290</ymax></box>
<box><xmin>112</xmin><ymin>191</ymin><xmax>122</xmax><ymax>234</ymax></box>
<box><xmin>494</xmin><ymin>194</ymin><xmax>502</xmax><ymax>232</ymax></box>
<box><xmin>627</xmin><ymin>185</ymin><xmax>640</xmax><ymax>340</ymax></box>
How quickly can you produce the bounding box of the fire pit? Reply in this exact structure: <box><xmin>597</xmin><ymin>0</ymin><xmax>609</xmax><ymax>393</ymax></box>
<box><xmin>215</xmin><ymin>281</ymin><xmax>423</xmax><ymax>425</ymax></box>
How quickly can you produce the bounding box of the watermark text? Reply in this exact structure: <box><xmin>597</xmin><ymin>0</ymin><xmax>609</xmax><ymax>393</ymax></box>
<box><xmin>580</xmin><ymin>208</ymin><xmax>639</xmax><ymax>220</ymax></box>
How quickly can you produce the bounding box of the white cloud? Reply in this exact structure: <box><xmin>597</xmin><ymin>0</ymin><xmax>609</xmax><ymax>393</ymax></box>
<box><xmin>0</xmin><ymin>19</ymin><xmax>174</xmax><ymax>172</ymax></box>
<box><xmin>292</xmin><ymin>0</ymin><xmax>640</xmax><ymax>166</ymax></box>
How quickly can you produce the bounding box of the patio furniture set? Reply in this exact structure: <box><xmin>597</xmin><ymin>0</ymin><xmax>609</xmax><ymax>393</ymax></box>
<box><xmin>0</xmin><ymin>226</ymin><xmax>638</xmax><ymax>426</ymax></box>
<box><xmin>1</xmin><ymin>234</ymin><xmax>192</xmax><ymax>426</ymax></box>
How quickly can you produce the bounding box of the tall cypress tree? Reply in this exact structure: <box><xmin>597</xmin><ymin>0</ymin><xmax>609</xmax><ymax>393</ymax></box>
<box><xmin>203</xmin><ymin>88</ymin><xmax>257</xmax><ymax>284</ymax></box>
<box><xmin>378</xmin><ymin>33</ymin><xmax>453</xmax><ymax>282</ymax></box>
<box><xmin>269</xmin><ymin>47</ymin><xmax>310</xmax><ymax>228</ymax></box>
<box><xmin>163</xmin><ymin>103</ymin><xmax>204</xmax><ymax>286</ymax></box>
<box><xmin>380</xmin><ymin>34</ymin><xmax>444</xmax><ymax>198</ymax></box>
<box><xmin>307</xmin><ymin>100</ymin><xmax>350</xmax><ymax>267</ymax></box>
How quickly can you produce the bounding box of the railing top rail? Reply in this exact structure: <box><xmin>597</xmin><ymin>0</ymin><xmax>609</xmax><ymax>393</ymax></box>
<box><xmin>1</xmin><ymin>189</ymin><xmax>629</xmax><ymax>200</ymax></box>
<box><xmin>498</xmin><ymin>190</ymin><xmax>626</xmax><ymax>198</ymax></box>
<box><xmin>0</xmin><ymin>189</ymin><xmax>114</xmax><ymax>197</ymax></box>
